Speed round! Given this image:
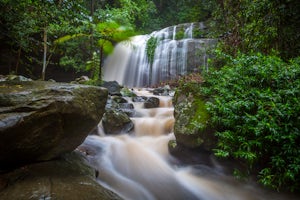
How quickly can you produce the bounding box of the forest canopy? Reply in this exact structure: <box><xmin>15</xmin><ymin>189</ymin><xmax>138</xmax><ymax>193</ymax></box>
<box><xmin>0</xmin><ymin>0</ymin><xmax>215</xmax><ymax>80</ymax></box>
<box><xmin>1</xmin><ymin>0</ymin><xmax>299</xmax><ymax>80</ymax></box>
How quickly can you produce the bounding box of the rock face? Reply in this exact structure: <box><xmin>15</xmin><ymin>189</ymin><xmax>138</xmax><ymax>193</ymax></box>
<box><xmin>173</xmin><ymin>90</ymin><xmax>216</xmax><ymax>150</ymax></box>
<box><xmin>0</xmin><ymin>80</ymin><xmax>108</xmax><ymax>169</ymax></box>
<box><xmin>0</xmin><ymin>152</ymin><xmax>121</xmax><ymax>200</ymax></box>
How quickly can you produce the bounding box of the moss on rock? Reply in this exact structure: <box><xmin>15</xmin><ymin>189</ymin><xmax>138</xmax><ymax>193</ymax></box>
<box><xmin>173</xmin><ymin>88</ymin><xmax>216</xmax><ymax>150</ymax></box>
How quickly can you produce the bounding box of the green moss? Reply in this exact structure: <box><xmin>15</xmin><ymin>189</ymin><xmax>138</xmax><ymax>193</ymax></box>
<box><xmin>188</xmin><ymin>98</ymin><xmax>209</xmax><ymax>131</ymax></box>
<box><xmin>169</xmin><ymin>140</ymin><xmax>177</xmax><ymax>149</ymax></box>
<box><xmin>120</xmin><ymin>87</ymin><xmax>137</xmax><ymax>97</ymax></box>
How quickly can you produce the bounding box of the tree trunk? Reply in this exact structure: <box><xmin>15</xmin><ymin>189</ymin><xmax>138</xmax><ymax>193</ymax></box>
<box><xmin>90</xmin><ymin>0</ymin><xmax>95</xmax><ymax>78</ymax></box>
<box><xmin>99</xmin><ymin>47</ymin><xmax>103</xmax><ymax>80</ymax></box>
<box><xmin>91</xmin><ymin>0</ymin><xmax>94</xmax><ymax>15</ymax></box>
<box><xmin>42</xmin><ymin>28</ymin><xmax>47</xmax><ymax>81</ymax></box>
<box><xmin>15</xmin><ymin>47</ymin><xmax>21</xmax><ymax>74</ymax></box>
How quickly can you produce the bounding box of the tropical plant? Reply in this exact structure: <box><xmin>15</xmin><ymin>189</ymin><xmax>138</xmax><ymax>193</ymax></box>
<box><xmin>56</xmin><ymin>20</ymin><xmax>134</xmax><ymax>82</ymax></box>
<box><xmin>202</xmin><ymin>53</ymin><xmax>300</xmax><ymax>192</ymax></box>
<box><xmin>145</xmin><ymin>36</ymin><xmax>158</xmax><ymax>85</ymax></box>
<box><xmin>145</xmin><ymin>36</ymin><xmax>158</xmax><ymax>64</ymax></box>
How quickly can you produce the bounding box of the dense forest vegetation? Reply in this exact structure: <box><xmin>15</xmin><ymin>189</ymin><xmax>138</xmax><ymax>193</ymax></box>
<box><xmin>0</xmin><ymin>0</ymin><xmax>213</xmax><ymax>81</ymax></box>
<box><xmin>1</xmin><ymin>0</ymin><xmax>300</xmax><ymax>193</ymax></box>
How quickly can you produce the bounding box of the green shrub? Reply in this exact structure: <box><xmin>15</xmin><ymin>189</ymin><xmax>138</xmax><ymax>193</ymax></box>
<box><xmin>202</xmin><ymin>53</ymin><xmax>300</xmax><ymax>192</ymax></box>
<box><xmin>192</xmin><ymin>28</ymin><xmax>206</xmax><ymax>38</ymax></box>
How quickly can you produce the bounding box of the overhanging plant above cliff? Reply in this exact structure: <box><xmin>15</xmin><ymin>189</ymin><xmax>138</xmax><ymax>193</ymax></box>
<box><xmin>145</xmin><ymin>36</ymin><xmax>158</xmax><ymax>65</ymax></box>
<box><xmin>145</xmin><ymin>36</ymin><xmax>158</xmax><ymax>85</ymax></box>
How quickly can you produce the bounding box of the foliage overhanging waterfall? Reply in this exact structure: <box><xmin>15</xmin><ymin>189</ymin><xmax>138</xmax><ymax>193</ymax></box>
<box><xmin>103</xmin><ymin>22</ymin><xmax>217</xmax><ymax>87</ymax></box>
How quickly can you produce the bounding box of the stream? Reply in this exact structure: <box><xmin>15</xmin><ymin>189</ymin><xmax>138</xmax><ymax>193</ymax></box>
<box><xmin>78</xmin><ymin>89</ymin><xmax>296</xmax><ymax>200</ymax></box>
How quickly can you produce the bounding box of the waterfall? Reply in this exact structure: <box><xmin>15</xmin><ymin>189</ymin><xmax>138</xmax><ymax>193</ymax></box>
<box><xmin>103</xmin><ymin>23</ymin><xmax>217</xmax><ymax>87</ymax></box>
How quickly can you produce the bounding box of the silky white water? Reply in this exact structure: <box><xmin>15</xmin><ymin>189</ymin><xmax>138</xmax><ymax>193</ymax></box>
<box><xmin>78</xmin><ymin>89</ymin><xmax>294</xmax><ymax>200</ymax></box>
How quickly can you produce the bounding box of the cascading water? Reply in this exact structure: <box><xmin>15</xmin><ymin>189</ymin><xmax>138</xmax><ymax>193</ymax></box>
<box><xmin>82</xmin><ymin>23</ymin><xmax>296</xmax><ymax>200</ymax></box>
<box><xmin>78</xmin><ymin>89</ymin><xmax>294</xmax><ymax>200</ymax></box>
<box><xmin>103</xmin><ymin>23</ymin><xmax>217</xmax><ymax>87</ymax></box>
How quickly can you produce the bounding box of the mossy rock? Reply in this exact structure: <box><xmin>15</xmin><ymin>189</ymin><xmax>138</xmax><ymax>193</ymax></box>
<box><xmin>102</xmin><ymin>110</ymin><xmax>134</xmax><ymax>134</ymax></box>
<box><xmin>173</xmin><ymin>91</ymin><xmax>216</xmax><ymax>150</ymax></box>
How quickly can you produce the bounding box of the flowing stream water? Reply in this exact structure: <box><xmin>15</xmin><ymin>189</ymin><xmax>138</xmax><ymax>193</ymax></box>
<box><xmin>84</xmin><ymin>23</ymin><xmax>297</xmax><ymax>200</ymax></box>
<box><xmin>78</xmin><ymin>89</ymin><xmax>295</xmax><ymax>200</ymax></box>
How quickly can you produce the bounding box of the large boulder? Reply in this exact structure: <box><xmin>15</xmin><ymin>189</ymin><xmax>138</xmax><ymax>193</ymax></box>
<box><xmin>144</xmin><ymin>97</ymin><xmax>160</xmax><ymax>108</ymax></box>
<box><xmin>0</xmin><ymin>152</ymin><xmax>122</xmax><ymax>200</ymax></box>
<box><xmin>0</xmin><ymin>80</ymin><xmax>108</xmax><ymax>169</ymax></box>
<box><xmin>173</xmin><ymin>90</ymin><xmax>216</xmax><ymax>150</ymax></box>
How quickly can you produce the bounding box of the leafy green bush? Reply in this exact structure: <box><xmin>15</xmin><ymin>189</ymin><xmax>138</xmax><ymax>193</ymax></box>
<box><xmin>202</xmin><ymin>53</ymin><xmax>300</xmax><ymax>192</ymax></box>
<box><xmin>193</xmin><ymin>28</ymin><xmax>206</xmax><ymax>39</ymax></box>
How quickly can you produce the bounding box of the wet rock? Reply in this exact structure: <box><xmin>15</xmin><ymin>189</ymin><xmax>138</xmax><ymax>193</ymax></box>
<box><xmin>152</xmin><ymin>85</ymin><xmax>171</xmax><ymax>96</ymax></box>
<box><xmin>106</xmin><ymin>96</ymin><xmax>135</xmax><ymax>117</ymax></box>
<box><xmin>71</xmin><ymin>76</ymin><xmax>90</xmax><ymax>84</ymax></box>
<box><xmin>105</xmin><ymin>98</ymin><xmax>119</xmax><ymax>110</ymax></box>
<box><xmin>132</xmin><ymin>96</ymin><xmax>147</xmax><ymax>102</ymax></box>
<box><xmin>152</xmin><ymin>88</ymin><xmax>166</xmax><ymax>95</ymax></box>
<box><xmin>132</xmin><ymin>96</ymin><xmax>160</xmax><ymax>108</ymax></box>
<box><xmin>0</xmin><ymin>75</ymin><xmax>32</xmax><ymax>82</ymax></box>
<box><xmin>168</xmin><ymin>140</ymin><xmax>214</xmax><ymax>167</ymax></box>
<box><xmin>144</xmin><ymin>97</ymin><xmax>160</xmax><ymax>108</ymax></box>
<box><xmin>0</xmin><ymin>80</ymin><xmax>108</xmax><ymax>169</ymax></box>
<box><xmin>111</xmin><ymin>95</ymin><xmax>128</xmax><ymax>104</ymax></box>
<box><xmin>120</xmin><ymin>87</ymin><xmax>137</xmax><ymax>97</ymax></box>
<box><xmin>173</xmin><ymin>92</ymin><xmax>216</xmax><ymax>150</ymax></box>
<box><xmin>118</xmin><ymin>103</ymin><xmax>134</xmax><ymax>110</ymax></box>
<box><xmin>0</xmin><ymin>152</ymin><xmax>121</xmax><ymax>200</ymax></box>
<box><xmin>118</xmin><ymin>103</ymin><xmax>135</xmax><ymax>117</ymax></box>
<box><xmin>102</xmin><ymin>81</ymin><xmax>122</xmax><ymax>96</ymax></box>
<box><xmin>102</xmin><ymin>110</ymin><xmax>134</xmax><ymax>134</ymax></box>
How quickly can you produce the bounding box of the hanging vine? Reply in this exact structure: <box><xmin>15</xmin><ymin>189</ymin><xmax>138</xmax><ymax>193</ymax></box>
<box><xmin>145</xmin><ymin>36</ymin><xmax>158</xmax><ymax>65</ymax></box>
<box><xmin>145</xmin><ymin>36</ymin><xmax>158</xmax><ymax>85</ymax></box>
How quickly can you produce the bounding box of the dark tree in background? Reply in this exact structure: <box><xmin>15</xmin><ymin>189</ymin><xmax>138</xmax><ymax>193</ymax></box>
<box><xmin>212</xmin><ymin>0</ymin><xmax>300</xmax><ymax>60</ymax></box>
